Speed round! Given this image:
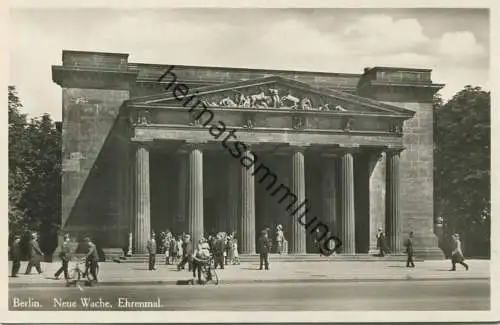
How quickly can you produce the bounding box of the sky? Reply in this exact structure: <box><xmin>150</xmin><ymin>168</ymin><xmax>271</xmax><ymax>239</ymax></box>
<box><xmin>9</xmin><ymin>8</ymin><xmax>490</xmax><ymax>121</ymax></box>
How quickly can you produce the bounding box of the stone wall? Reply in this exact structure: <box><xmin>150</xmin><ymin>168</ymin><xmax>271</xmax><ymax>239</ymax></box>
<box><xmin>383</xmin><ymin>101</ymin><xmax>441</xmax><ymax>258</ymax></box>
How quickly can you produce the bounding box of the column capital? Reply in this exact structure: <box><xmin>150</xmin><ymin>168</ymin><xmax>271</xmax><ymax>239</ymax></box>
<box><xmin>289</xmin><ymin>143</ymin><xmax>310</xmax><ymax>152</ymax></box>
<box><xmin>337</xmin><ymin>144</ymin><xmax>360</xmax><ymax>155</ymax></box>
<box><xmin>184</xmin><ymin>140</ymin><xmax>207</xmax><ymax>151</ymax></box>
<box><xmin>131</xmin><ymin>139</ymin><xmax>153</xmax><ymax>147</ymax></box>
<box><xmin>385</xmin><ymin>145</ymin><xmax>405</xmax><ymax>155</ymax></box>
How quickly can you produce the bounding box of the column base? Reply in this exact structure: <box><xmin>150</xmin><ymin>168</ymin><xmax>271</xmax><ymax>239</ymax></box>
<box><xmin>413</xmin><ymin>232</ymin><xmax>445</xmax><ymax>260</ymax></box>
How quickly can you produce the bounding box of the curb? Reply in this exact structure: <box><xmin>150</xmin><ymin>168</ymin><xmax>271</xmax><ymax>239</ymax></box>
<box><xmin>9</xmin><ymin>276</ymin><xmax>489</xmax><ymax>289</ymax></box>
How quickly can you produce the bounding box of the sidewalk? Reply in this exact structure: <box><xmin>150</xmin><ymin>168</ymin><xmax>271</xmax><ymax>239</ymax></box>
<box><xmin>8</xmin><ymin>259</ymin><xmax>490</xmax><ymax>288</ymax></box>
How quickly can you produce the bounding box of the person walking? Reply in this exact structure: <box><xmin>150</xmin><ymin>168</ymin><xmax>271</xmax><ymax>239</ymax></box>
<box><xmin>450</xmin><ymin>233</ymin><xmax>469</xmax><ymax>271</ymax></box>
<box><xmin>24</xmin><ymin>232</ymin><xmax>44</xmax><ymax>275</ymax></box>
<box><xmin>404</xmin><ymin>231</ymin><xmax>415</xmax><ymax>268</ymax></box>
<box><xmin>147</xmin><ymin>233</ymin><xmax>157</xmax><ymax>271</ymax></box>
<box><xmin>54</xmin><ymin>233</ymin><xmax>71</xmax><ymax>279</ymax></box>
<box><xmin>10</xmin><ymin>235</ymin><xmax>21</xmax><ymax>277</ymax></box>
<box><xmin>258</xmin><ymin>230</ymin><xmax>272</xmax><ymax>270</ymax></box>
<box><xmin>83</xmin><ymin>237</ymin><xmax>99</xmax><ymax>282</ymax></box>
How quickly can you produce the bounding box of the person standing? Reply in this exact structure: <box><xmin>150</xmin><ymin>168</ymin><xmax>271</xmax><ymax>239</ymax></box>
<box><xmin>24</xmin><ymin>232</ymin><xmax>44</xmax><ymax>275</ymax></box>
<box><xmin>54</xmin><ymin>233</ymin><xmax>71</xmax><ymax>279</ymax></box>
<box><xmin>170</xmin><ymin>235</ymin><xmax>179</xmax><ymax>265</ymax></box>
<box><xmin>450</xmin><ymin>234</ymin><xmax>469</xmax><ymax>271</ymax></box>
<box><xmin>232</xmin><ymin>236</ymin><xmax>240</xmax><ymax>265</ymax></box>
<box><xmin>258</xmin><ymin>230</ymin><xmax>272</xmax><ymax>270</ymax></box>
<box><xmin>275</xmin><ymin>225</ymin><xmax>284</xmax><ymax>254</ymax></box>
<box><xmin>147</xmin><ymin>233</ymin><xmax>157</xmax><ymax>271</ymax></box>
<box><xmin>213</xmin><ymin>234</ymin><xmax>225</xmax><ymax>269</ymax></box>
<box><xmin>163</xmin><ymin>231</ymin><xmax>172</xmax><ymax>265</ymax></box>
<box><xmin>83</xmin><ymin>237</ymin><xmax>99</xmax><ymax>282</ymax></box>
<box><xmin>404</xmin><ymin>232</ymin><xmax>415</xmax><ymax>268</ymax></box>
<box><xmin>10</xmin><ymin>235</ymin><xmax>21</xmax><ymax>277</ymax></box>
<box><xmin>177</xmin><ymin>234</ymin><xmax>193</xmax><ymax>271</ymax></box>
<box><xmin>376</xmin><ymin>228</ymin><xmax>389</xmax><ymax>257</ymax></box>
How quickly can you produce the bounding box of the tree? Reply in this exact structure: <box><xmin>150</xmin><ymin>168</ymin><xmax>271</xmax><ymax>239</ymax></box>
<box><xmin>8</xmin><ymin>86</ymin><xmax>29</xmax><ymax>235</ymax></box>
<box><xmin>8</xmin><ymin>86</ymin><xmax>62</xmax><ymax>257</ymax></box>
<box><xmin>434</xmin><ymin>85</ymin><xmax>490</xmax><ymax>257</ymax></box>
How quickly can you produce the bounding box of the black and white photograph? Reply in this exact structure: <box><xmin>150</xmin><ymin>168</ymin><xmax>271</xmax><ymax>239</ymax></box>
<box><xmin>4</xmin><ymin>1</ymin><xmax>496</xmax><ymax>322</ymax></box>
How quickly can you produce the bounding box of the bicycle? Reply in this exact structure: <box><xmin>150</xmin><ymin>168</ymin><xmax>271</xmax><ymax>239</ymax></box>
<box><xmin>66</xmin><ymin>258</ymin><xmax>99</xmax><ymax>288</ymax></box>
<box><xmin>192</xmin><ymin>255</ymin><xmax>219</xmax><ymax>285</ymax></box>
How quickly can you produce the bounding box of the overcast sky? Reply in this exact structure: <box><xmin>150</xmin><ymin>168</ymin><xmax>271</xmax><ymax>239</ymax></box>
<box><xmin>9</xmin><ymin>8</ymin><xmax>489</xmax><ymax>120</ymax></box>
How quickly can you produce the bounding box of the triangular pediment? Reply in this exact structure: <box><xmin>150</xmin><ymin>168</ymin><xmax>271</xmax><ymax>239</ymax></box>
<box><xmin>128</xmin><ymin>75</ymin><xmax>414</xmax><ymax>117</ymax></box>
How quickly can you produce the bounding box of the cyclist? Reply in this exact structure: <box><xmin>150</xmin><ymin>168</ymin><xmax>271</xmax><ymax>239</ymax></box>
<box><xmin>192</xmin><ymin>238</ymin><xmax>211</xmax><ymax>284</ymax></box>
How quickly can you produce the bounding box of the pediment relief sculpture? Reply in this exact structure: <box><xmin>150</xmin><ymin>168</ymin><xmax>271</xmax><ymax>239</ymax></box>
<box><xmin>199</xmin><ymin>85</ymin><xmax>350</xmax><ymax>112</ymax></box>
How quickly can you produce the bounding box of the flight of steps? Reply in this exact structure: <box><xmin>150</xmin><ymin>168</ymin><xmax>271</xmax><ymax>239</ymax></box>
<box><xmin>110</xmin><ymin>253</ymin><xmax>419</xmax><ymax>263</ymax></box>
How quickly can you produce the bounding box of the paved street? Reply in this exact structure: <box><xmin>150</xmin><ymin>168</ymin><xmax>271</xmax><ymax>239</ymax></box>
<box><xmin>8</xmin><ymin>259</ymin><xmax>489</xmax><ymax>287</ymax></box>
<box><xmin>9</xmin><ymin>279</ymin><xmax>489</xmax><ymax>311</ymax></box>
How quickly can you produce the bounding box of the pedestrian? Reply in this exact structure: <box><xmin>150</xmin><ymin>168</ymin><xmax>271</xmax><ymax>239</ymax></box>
<box><xmin>275</xmin><ymin>225</ymin><xmax>284</xmax><ymax>254</ymax></box>
<box><xmin>177</xmin><ymin>234</ymin><xmax>193</xmax><ymax>271</ymax></box>
<box><xmin>24</xmin><ymin>232</ymin><xmax>44</xmax><ymax>275</ymax></box>
<box><xmin>376</xmin><ymin>228</ymin><xmax>389</xmax><ymax>257</ymax></box>
<box><xmin>147</xmin><ymin>233</ymin><xmax>157</xmax><ymax>270</ymax></box>
<box><xmin>404</xmin><ymin>231</ymin><xmax>415</xmax><ymax>268</ymax></box>
<box><xmin>163</xmin><ymin>231</ymin><xmax>172</xmax><ymax>265</ymax></box>
<box><xmin>224</xmin><ymin>233</ymin><xmax>230</xmax><ymax>265</ymax></box>
<box><xmin>450</xmin><ymin>234</ymin><xmax>469</xmax><ymax>271</ymax></box>
<box><xmin>258</xmin><ymin>230</ymin><xmax>272</xmax><ymax>270</ymax></box>
<box><xmin>10</xmin><ymin>235</ymin><xmax>21</xmax><ymax>277</ymax></box>
<box><xmin>213</xmin><ymin>233</ymin><xmax>225</xmax><ymax>269</ymax></box>
<box><xmin>170</xmin><ymin>235</ymin><xmax>178</xmax><ymax>264</ymax></box>
<box><xmin>83</xmin><ymin>237</ymin><xmax>99</xmax><ymax>282</ymax></box>
<box><xmin>176</xmin><ymin>235</ymin><xmax>183</xmax><ymax>262</ymax></box>
<box><xmin>232</xmin><ymin>236</ymin><xmax>240</xmax><ymax>265</ymax></box>
<box><xmin>54</xmin><ymin>233</ymin><xmax>71</xmax><ymax>279</ymax></box>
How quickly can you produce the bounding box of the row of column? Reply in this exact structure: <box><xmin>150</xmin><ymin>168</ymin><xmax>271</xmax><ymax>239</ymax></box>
<box><xmin>132</xmin><ymin>142</ymin><xmax>402</xmax><ymax>255</ymax></box>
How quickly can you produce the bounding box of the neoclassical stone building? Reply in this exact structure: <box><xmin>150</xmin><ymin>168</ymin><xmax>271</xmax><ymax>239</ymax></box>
<box><xmin>52</xmin><ymin>50</ymin><xmax>444</xmax><ymax>258</ymax></box>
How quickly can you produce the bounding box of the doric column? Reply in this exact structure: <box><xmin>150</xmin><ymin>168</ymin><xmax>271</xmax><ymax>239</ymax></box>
<box><xmin>187</xmin><ymin>143</ymin><xmax>204</xmax><ymax>245</ymax></box>
<box><xmin>176</xmin><ymin>153</ymin><xmax>187</xmax><ymax>232</ymax></box>
<box><xmin>134</xmin><ymin>143</ymin><xmax>151</xmax><ymax>253</ymax></box>
<box><xmin>227</xmin><ymin>159</ymin><xmax>240</xmax><ymax>235</ymax></box>
<box><xmin>339</xmin><ymin>148</ymin><xmax>356</xmax><ymax>254</ymax></box>
<box><xmin>240</xmin><ymin>149</ymin><xmax>256</xmax><ymax>254</ymax></box>
<box><xmin>322</xmin><ymin>157</ymin><xmax>337</xmax><ymax>236</ymax></box>
<box><xmin>386</xmin><ymin>149</ymin><xmax>402</xmax><ymax>253</ymax></box>
<box><xmin>290</xmin><ymin>147</ymin><xmax>307</xmax><ymax>254</ymax></box>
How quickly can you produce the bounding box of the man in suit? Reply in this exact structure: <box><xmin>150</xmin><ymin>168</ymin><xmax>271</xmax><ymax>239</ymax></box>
<box><xmin>83</xmin><ymin>237</ymin><xmax>99</xmax><ymax>282</ymax></box>
<box><xmin>177</xmin><ymin>234</ymin><xmax>193</xmax><ymax>271</ymax></box>
<box><xmin>258</xmin><ymin>230</ymin><xmax>272</xmax><ymax>270</ymax></box>
<box><xmin>404</xmin><ymin>231</ymin><xmax>415</xmax><ymax>268</ymax></box>
<box><xmin>147</xmin><ymin>233</ymin><xmax>157</xmax><ymax>271</ymax></box>
<box><xmin>24</xmin><ymin>232</ymin><xmax>44</xmax><ymax>275</ymax></box>
<box><xmin>10</xmin><ymin>235</ymin><xmax>21</xmax><ymax>277</ymax></box>
<box><xmin>213</xmin><ymin>233</ymin><xmax>225</xmax><ymax>269</ymax></box>
<box><xmin>54</xmin><ymin>233</ymin><xmax>71</xmax><ymax>279</ymax></box>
